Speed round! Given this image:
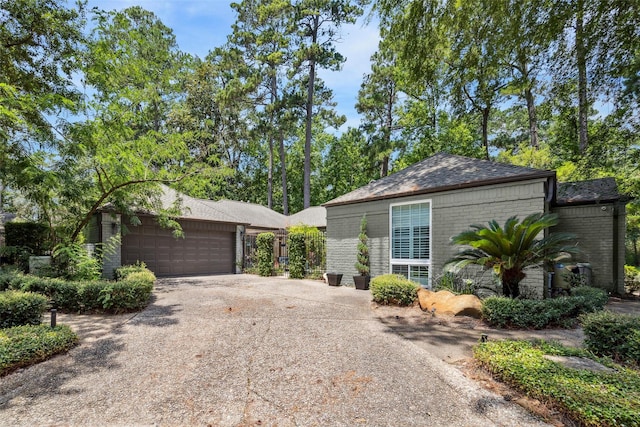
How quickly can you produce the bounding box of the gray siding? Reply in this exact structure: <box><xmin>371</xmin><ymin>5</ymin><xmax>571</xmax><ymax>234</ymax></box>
<box><xmin>327</xmin><ymin>179</ymin><xmax>547</xmax><ymax>295</ymax></box>
<box><xmin>552</xmin><ymin>203</ymin><xmax>626</xmax><ymax>295</ymax></box>
<box><xmin>100</xmin><ymin>213</ymin><xmax>122</xmax><ymax>278</ymax></box>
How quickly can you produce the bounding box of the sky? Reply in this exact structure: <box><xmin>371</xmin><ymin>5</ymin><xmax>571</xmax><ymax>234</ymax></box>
<box><xmin>85</xmin><ymin>0</ymin><xmax>381</xmax><ymax>133</ymax></box>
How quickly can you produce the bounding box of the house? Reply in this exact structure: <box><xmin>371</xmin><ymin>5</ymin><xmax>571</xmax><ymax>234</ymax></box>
<box><xmin>323</xmin><ymin>153</ymin><xmax>627</xmax><ymax>297</ymax></box>
<box><xmin>89</xmin><ymin>186</ymin><xmax>327</xmax><ymax>278</ymax></box>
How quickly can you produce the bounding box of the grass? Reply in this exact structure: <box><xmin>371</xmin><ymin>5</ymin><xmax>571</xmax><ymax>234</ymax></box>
<box><xmin>1</xmin><ymin>324</ymin><xmax>78</xmax><ymax>376</ymax></box>
<box><xmin>474</xmin><ymin>339</ymin><xmax>640</xmax><ymax>426</ymax></box>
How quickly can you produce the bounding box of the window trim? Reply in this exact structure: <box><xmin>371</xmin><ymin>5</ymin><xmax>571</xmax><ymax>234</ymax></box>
<box><xmin>389</xmin><ymin>199</ymin><xmax>432</xmax><ymax>287</ymax></box>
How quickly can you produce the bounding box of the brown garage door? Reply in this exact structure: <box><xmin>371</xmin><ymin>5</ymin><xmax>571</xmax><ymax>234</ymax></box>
<box><xmin>122</xmin><ymin>216</ymin><xmax>236</xmax><ymax>276</ymax></box>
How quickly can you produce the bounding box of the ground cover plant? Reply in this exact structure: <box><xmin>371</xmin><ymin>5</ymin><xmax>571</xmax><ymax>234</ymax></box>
<box><xmin>0</xmin><ymin>324</ymin><xmax>78</xmax><ymax>376</ymax></box>
<box><xmin>370</xmin><ymin>274</ymin><xmax>420</xmax><ymax>306</ymax></box>
<box><xmin>474</xmin><ymin>339</ymin><xmax>640</xmax><ymax>426</ymax></box>
<box><xmin>481</xmin><ymin>286</ymin><xmax>608</xmax><ymax>329</ymax></box>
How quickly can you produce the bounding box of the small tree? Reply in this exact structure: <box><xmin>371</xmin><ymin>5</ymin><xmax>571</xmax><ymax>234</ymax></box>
<box><xmin>446</xmin><ymin>213</ymin><xmax>579</xmax><ymax>298</ymax></box>
<box><xmin>256</xmin><ymin>232</ymin><xmax>275</xmax><ymax>277</ymax></box>
<box><xmin>355</xmin><ymin>214</ymin><xmax>370</xmax><ymax>276</ymax></box>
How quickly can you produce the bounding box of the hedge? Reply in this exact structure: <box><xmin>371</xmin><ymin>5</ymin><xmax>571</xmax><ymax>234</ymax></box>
<box><xmin>370</xmin><ymin>274</ymin><xmax>420</xmax><ymax>306</ymax></box>
<box><xmin>581</xmin><ymin>310</ymin><xmax>640</xmax><ymax>366</ymax></box>
<box><xmin>1</xmin><ymin>325</ymin><xmax>78</xmax><ymax>376</ymax></box>
<box><xmin>256</xmin><ymin>232</ymin><xmax>275</xmax><ymax>277</ymax></box>
<box><xmin>0</xmin><ymin>291</ymin><xmax>49</xmax><ymax>328</ymax></box>
<box><xmin>481</xmin><ymin>286</ymin><xmax>609</xmax><ymax>329</ymax></box>
<box><xmin>0</xmin><ymin>269</ymin><xmax>155</xmax><ymax>314</ymax></box>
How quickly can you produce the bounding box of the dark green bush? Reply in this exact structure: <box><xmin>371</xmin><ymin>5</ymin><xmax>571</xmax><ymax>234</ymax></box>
<box><xmin>288</xmin><ymin>232</ymin><xmax>306</xmax><ymax>279</ymax></box>
<box><xmin>482</xmin><ymin>287</ymin><xmax>608</xmax><ymax>329</ymax></box>
<box><xmin>4</xmin><ymin>222</ymin><xmax>50</xmax><ymax>255</ymax></box>
<box><xmin>581</xmin><ymin>310</ymin><xmax>640</xmax><ymax>366</ymax></box>
<box><xmin>0</xmin><ymin>324</ymin><xmax>78</xmax><ymax>376</ymax></box>
<box><xmin>0</xmin><ymin>267</ymin><xmax>155</xmax><ymax>314</ymax></box>
<box><xmin>256</xmin><ymin>232</ymin><xmax>275</xmax><ymax>277</ymax></box>
<box><xmin>114</xmin><ymin>261</ymin><xmax>149</xmax><ymax>281</ymax></box>
<box><xmin>99</xmin><ymin>279</ymin><xmax>154</xmax><ymax>312</ymax></box>
<box><xmin>370</xmin><ymin>274</ymin><xmax>420</xmax><ymax>306</ymax></box>
<box><xmin>0</xmin><ymin>291</ymin><xmax>49</xmax><ymax>328</ymax></box>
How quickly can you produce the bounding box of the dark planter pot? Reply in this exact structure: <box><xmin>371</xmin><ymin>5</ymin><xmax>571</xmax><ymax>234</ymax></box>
<box><xmin>326</xmin><ymin>273</ymin><xmax>343</xmax><ymax>286</ymax></box>
<box><xmin>353</xmin><ymin>275</ymin><xmax>370</xmax><ymax>290</ymax></box>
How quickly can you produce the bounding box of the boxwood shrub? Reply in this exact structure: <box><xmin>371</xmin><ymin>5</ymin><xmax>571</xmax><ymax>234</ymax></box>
<box><xmin>114</xmin><ymin>262</ymin><xmax>150</xmax><ymax>281</ymax></box>
<box><xmin>0</xmin><ymin>291</ymin><xmax>49</xmax><ymax>328</ymax></box>
<box><xmin>370</xmin><ymin>274</ymin><xmax>420</xmax><ymax>306</ymax></box>
<box><xmin>1</xmin><ymin>324</ymin><xmax>78</xmax><ymax>376</ymax></box>
<box><xmin>256</xmin><ymin>232</ymin><xmax>275</xmax><ymax>277</ymax></box>
<box><xmin>288</xmin><ymin>232</ymin><xmax>306</xmax><ymax>279</ymax></box>
<box><xmin>482</xmin><ymin>286</ymin><xmax>608</xmax><ymax>329</ymax></box>
<box><xmin>581</xmin><ymin>310</ymin><xmax>640</xmax><ymax>366</ymax></box>
<box><xmin>0</xmin><ymin>268</ymin><xmax>155</xmax><ymax>314</ymax></box>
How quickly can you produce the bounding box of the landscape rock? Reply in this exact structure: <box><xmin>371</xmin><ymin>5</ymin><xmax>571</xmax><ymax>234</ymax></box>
<box><xmin>417</xmin><ymin>288</ymin><xmax>483</xmax><ymax>318</ymax></box>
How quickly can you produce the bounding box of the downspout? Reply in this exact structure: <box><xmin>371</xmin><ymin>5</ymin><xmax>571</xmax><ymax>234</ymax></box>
<box><xmin>612</xmin><ymin>201</ymin><xmax>621</xmax><ymax>295</ymax></box>
<box><xmin>544</xmin><ymin>176</ymin><xmax>556</xmax><ymax>298</ymax></box>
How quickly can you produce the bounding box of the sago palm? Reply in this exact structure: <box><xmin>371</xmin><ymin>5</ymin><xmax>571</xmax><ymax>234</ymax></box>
<box><xmin>446</xmin><ymin>212</ymin><xmax>579</xmax><ymax>298</ymax></box>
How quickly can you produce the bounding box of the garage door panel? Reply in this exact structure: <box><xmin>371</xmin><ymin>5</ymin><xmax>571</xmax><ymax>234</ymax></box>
<box><xmin>122</xmin><ymin>216</ymin><xmax>235</xmax><ymax>276</ymax></box>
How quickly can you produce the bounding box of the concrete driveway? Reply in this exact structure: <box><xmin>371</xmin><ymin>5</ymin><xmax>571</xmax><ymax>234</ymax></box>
<box><xmin>0</xmin><ymin>275</ymin><xmax>549</xmax><ymax>426</ymax></box>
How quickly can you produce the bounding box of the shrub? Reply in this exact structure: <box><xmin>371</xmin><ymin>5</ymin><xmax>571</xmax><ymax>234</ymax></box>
<box><xmin>0</xmin><ymin>291</ymin><xmax>49</xmax><ymax>328</ymax></box>
<box><xmin>52</xmin><ymin>243</ymin><xmax>101</xmax><ymax>281</ymax></box>
<box><xmin>288</xmin><ymin>232</ymin><xmax>306</xmax><ymax>279</ymax></box>
<box><xmin>4</xmin><ymin>222</ymin><xmax>50</xmax><ymax>256</ymax></box>
<box><xmin>581</xmin><ymin>310</ymin><xmax>640</xmax><ymax>366</ymax></box>
<box><xmin>482</xmin><ymin>286</ymin><xmax>608</xmax><ymax>329</ymax></box>
<box><xmin>256</xmin><ymin>232</ymin><xmax>275</xmax><ymax>277</ymax></box>
<box><xmin>0</xmin><ymin>325</ymin><xmax>78</xmax><ymax>376</ymax></box>
<box><xmin>122</xmin><ymin>270</ymin><xmax>156</xmax><ymax>284</ymax></box>
<box><xmin>99</xmin><ymin>279</ymin><xmax>153</xmax><ymax>313</ymax></box>
<box><xmin>625</xmin><ymin>265</ymin><xmax>640</xmax><ymax>292</ymax></box>
<box><xmin>370</xmin><ymin>274</ymin><xmax>420</xmax><ymax>306</ymax></box>
<box><xmin>114</xmin><ymin>261</ymin><xmax>149</xmax><ymax>281</ymax></box>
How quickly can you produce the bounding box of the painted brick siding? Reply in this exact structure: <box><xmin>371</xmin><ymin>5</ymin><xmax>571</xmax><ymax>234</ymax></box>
<box><xmin>551</xmin><ymin>203</ymin><xmax>626</xmax><ymax>294</ymax></box>
<box><xmin>327</xmin><ymin>178</ymin><xmax>548</xmax><ymax>295</ymax></box>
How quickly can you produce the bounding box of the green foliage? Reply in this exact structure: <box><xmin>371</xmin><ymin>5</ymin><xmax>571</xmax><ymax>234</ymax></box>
<box><xmin>0</xmin><ymin>268</ymin><xmax>154</xmax><ymax>313</ymax></box>
<box><xmin>625</xmin><ymin>265</ymin><xmax>640</xmax><ymax>292</ymax></box>
<box><xmin>447</xmin><ymin>212</ymin><xmax>579</xmax><ymax>298</ymax></box>
<box><xmin>256</xmin><ymin>232</ymin><xmax>275</xmax><ymax>277</ymax></box>
<box><xmin>474</xmin><ymin>339</ymin><xmax>640</xmax><ymax>427</ymax></box>
<box><xmin>581</xmin><ymin>311</ymin><xmax>640</xmax><ymax>366</ymax></box>
<box><xmin>370</xmin><ymin>274</ymin><xmax>419</xmax><ymax>306</ymax></box>
<box><xmin>52</xmin><ymin>243</ymin><xmax>101</xmax><ymax>281</ymax></box>
<box><xmin>0</xmin><ymin>325</ymin><xmax>78</xmax><ymax>377</ymax></box>
<box><xmin>0</xmin><ymin>291</ymin><xmax>48</xmax><ymax>328</ymax></box>
<box><xmin>4</xmin><ymin>222</ymin><xmax>51</xmax><ymax>256</ymax></box>
<box><xmin>433</xmin><ymin>271</ymin><xmax>476</xmax><ymax>295</ymax></box>
<box><xmin>481</xmin><ymin>287</ymin><xmax>608</xmax><ymax>329</ymax></box>
<box><xmin>354</xmin><ymin>215</ymin><xmax>370</xmax><ymax>276</ymax></box>
<box><xmin>287</xmin><ymin>232</ymin><xmax>306</xmax><ymax>279</ymax></box>
<box><xmin>115</xmin><ymin>262</ymin><xmax>150</xmax><ymax>281</ymax></box>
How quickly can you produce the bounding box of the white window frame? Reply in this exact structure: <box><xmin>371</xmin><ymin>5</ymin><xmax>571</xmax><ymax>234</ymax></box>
<box><xmin>389</xmin><ymin>199</ymin><xmax>432</xmax><ymax>288</ymax></box>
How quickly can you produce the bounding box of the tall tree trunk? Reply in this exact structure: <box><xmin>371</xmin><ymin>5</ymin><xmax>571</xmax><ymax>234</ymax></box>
<box><xmin>576</xmin><ymin>0</ymin><xmax>589</xmax><ymax>154</ymax></box>
<box><xmin>279</xmin><ymin>128</ymin><xmax>289</xmax><ymax>216</ymax></box>
<box><xmin>303</xmin><ymin>16</ymin><xmax>319</xmax><ymax>210</ymax></box>
<box><xmin>482</xmin><ymin>107</ymin><xmax>490</xmax><ymax>160</ymax></box>
<box><xmin>381</xmin><ymin>85</ymin><xmax>394</xmax><ymax>178</ymax></box>
<box><xmin>267</xmin><ymin>74</ymin><xmax>277</xmax><ymax>209</ymax></box>
<box><xmin>524</xmin><ymin>87</ymin><xmax>539</xmax><ymax>149</ymax></box>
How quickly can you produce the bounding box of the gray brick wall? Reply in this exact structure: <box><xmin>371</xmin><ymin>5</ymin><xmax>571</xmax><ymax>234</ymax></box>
<box><xmin>552</xmin><ymin>203</ymin><xmax>626</xmax><ymax>294</ymax></box>
<box><xmin>327</xmin><ymin>178</ymin><xmax>548</xmax><ymax>296</ymax></box>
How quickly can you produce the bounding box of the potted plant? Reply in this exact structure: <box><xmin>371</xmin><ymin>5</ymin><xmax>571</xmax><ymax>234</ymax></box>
<box><xmin>353</xmin><ymin>214</ymin><xmax>370</xmax><ymax>290</ymax></box>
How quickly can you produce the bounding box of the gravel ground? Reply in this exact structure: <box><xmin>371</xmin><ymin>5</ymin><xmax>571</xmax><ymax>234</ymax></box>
<box><xmin>0</xmin><ymin>275</ymin><xmax>555</xmax><ymax>426</ymax></box>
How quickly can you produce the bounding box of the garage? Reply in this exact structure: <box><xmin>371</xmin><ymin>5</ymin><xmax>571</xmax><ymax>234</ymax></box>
<box><xmin>121</xmin><ymin>215</ymin><xmax>236</xmax><ymax>276</ymax></box>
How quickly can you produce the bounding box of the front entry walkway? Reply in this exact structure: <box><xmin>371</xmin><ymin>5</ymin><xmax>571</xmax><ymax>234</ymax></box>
<box><xmin>0</xmin><ymin>275</ymin><xmax>548</xmax><ymax>426</ymax></box>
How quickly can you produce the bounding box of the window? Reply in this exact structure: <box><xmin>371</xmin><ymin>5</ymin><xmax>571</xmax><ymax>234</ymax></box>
<box><xmin>390</xmin><ymin>201</ymin><xmax>431</xmax><ymax>287</ymax></box>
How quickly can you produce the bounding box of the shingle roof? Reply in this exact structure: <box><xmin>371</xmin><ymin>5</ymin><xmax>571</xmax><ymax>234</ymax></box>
<box><xmin>323</xmin><ymin>152</ymin><xmax>555</xmax><ymax>207</ymax></box>
<box><xmin>287</xmin><ymin>206</ymin><xmax>326</xmax><ymax>228</ymax></box>
<box><xmin>207</xmin><ymin>200</ymin><xmax>288</xmax><ymax>230</ymax></box>
<box><xmin>556</xmin><ymin>177</ymin><xmax>623</xmax><ymax>206</ymax></box>
<box><xmin>159</xmin><ymin>186</ymin><xmax>241</xmax><ymax>224</ymax></box>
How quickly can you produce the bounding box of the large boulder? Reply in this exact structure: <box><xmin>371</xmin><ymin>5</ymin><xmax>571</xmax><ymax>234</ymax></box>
<box><xmin>417</xmin><ymin>288</ymin><xmax>483</xmax><ymax>318</ymax></box>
